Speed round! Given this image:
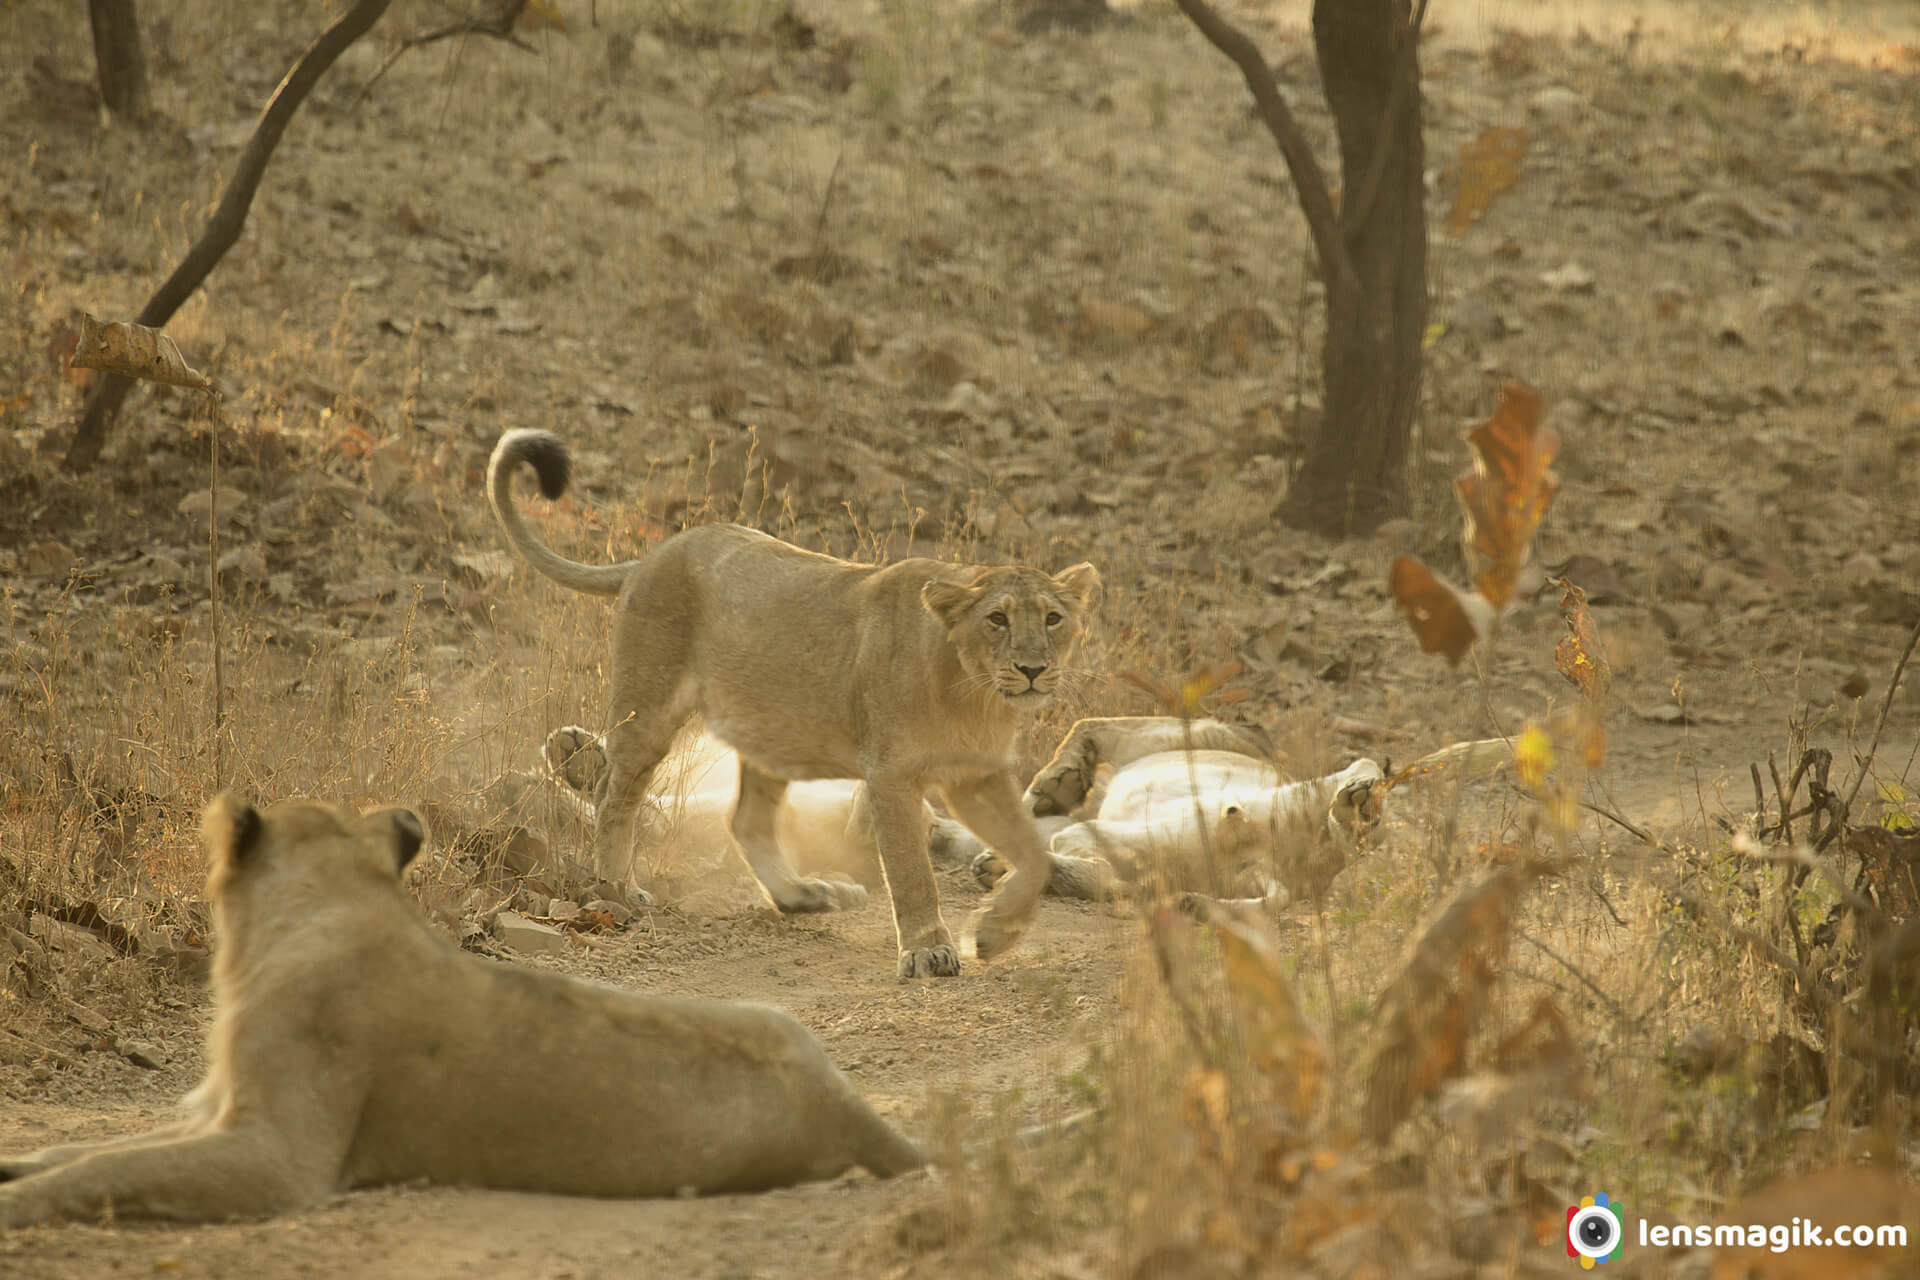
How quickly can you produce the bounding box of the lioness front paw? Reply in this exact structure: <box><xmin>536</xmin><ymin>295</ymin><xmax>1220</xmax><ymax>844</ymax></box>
<box><xmin>897</xmin><ymin>943</ymin><xmax>961</xmax><ymax>979</ymax></box>
<box><xmin>966</xmin><ymin>904</ymin><xmax>1032</xmax><ymax>962</ymax></box>
<box><xmin>970</xmin><ymin>850</ymin><xmax>1010</xmax><ymax>891</ymax></box>
<box><xmin>774</xmin><ymin>876</ymin><xmax>869</xmax><ymax>914</ymax></box>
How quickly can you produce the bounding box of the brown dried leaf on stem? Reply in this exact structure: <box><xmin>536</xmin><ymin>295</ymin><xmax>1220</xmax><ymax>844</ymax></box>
<box><xmin>1389</xmin><ymin>382</ymin><xmax>1560</xmax><ymax>664</ymax></box>
<box><xmin>1359</xmin><ymin>861</ymin><xmax>1545</xmax><ymax>1143</ymax></box>
<box><xmin>1387</xmin><ymin>556</ymin><xmax>1495</xmax><ymax>665</ymax></box>
<box><xmin>1215</xmin><ymin>912</ymin><xmax>1326</xmax><ymax>1123</ymax></box>
<box><xmin>1457</xmin><ymin>382</ymin><xmax>1559</xmax><ymax>610</ymax></box>
<box><xmin>1552</xmin><ymin>578</ymin><xmax>1611</xmax><ymax>699</ymax></box>
<box><xmin>69</xmin><ymin>315</ymin><xmax>213</xmax><ymax>391</ymax></box>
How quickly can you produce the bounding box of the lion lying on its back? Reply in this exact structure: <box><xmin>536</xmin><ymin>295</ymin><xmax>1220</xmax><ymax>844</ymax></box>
<box><xmin>543</xmin><ymin>716</ymin><xmax>1383</xmax><ymax>911</ymax></box>
<box><xmin>0</xmin><ymin>795</ymin><xmax>922</xmax><ymax>1228</ymax></box>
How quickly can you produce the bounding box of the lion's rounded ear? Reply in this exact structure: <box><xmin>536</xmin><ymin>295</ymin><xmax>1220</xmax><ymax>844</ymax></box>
<box><xmin>201</xmin><ymin>792</ymin><xmax>263</xmax><ymax>864</ymax></box>
<box><xmin>371</xmin><ymin>808</ymin><xmax>427</xmax><ymax>871</ymax></box>
<box><xmin>921</xmin><ymin>577</ymin><xmax>981</xmax><ymax>627</ymax></box>
<box><xmin>1051</xmin><ymin>562</ymin><xmax>1103</xmax><ymax>612</ymax></box>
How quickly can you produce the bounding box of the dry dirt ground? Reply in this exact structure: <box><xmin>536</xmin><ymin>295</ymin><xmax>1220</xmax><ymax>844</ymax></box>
<box><xmin>2</xmin><ymin>0</ymin><xmax>1919</xmax><ymax>1277</ymax></box>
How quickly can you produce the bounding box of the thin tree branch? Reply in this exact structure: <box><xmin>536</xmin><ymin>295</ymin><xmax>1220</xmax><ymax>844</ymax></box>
<box><xmin>1343</xmin><ymin>0</ymin><xmax>1428</xmax><ymax>234</ymax></box>
<box><xmin>65</xmin><ymin>0</ymin><xmax>397</xmax><ymax>472</ymax></box>
<box><xmin>1842</xmin><ymin>614</ymin><xmax>1920</xmax><ymax>817</ymax></box>
<box><xmin>1171</xmin><ymin>0</ymin><xmax>1358</xmax><ymax>302</ymax></box>
<box><xmin>349</xmin><ymin>0</ymin><xmax>533</xmax><ymax>112</ymax></box>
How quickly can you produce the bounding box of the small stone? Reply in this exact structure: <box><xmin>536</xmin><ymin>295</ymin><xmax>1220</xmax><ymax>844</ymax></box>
<box><xmin>544</xmin><ymin>899</ymin><xmax>582</xmax><ymax>923</ymax></box>
<box><xmin>491</xmin><ymin>910</ymin><xmax>570</xmax><ymax>955</ymax></box>
<box><xmin>1527</xmin><ymin>85</ymin><xmax>1586</xmax><ymax>124</ymax></box>
<box><xmin>216</xmin><ymin>544</ymin><xmax>268</xmax><ymax>589</ymax></box>
<box><xmin>119</xmin><ymin>1039</ymin><xmax>165</xmax><ymax>1070</ymax></box>
<box><xmin>175</xmin><ymin>487</ymin><xmax>247</xmax><ymax>525</ymax></box>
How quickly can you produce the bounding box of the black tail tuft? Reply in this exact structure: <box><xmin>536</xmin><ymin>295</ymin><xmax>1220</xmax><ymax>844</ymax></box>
<box><xmin>522</xmin><ymin>432</ymin><xmax>572</xmax><ymax>499</ymax></box>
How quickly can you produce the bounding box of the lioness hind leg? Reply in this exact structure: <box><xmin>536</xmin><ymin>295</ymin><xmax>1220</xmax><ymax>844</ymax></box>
<box><xmin>734</xmin><ymin>762</ymin><xmax>868</xmax><ymax>914</ymax></box>
<box><xmin>0</xmin><ymin>1129</ymin><xmax>323</xmax><ymax>1229</ymax></box>
<box><xmin>593</xmin><ymin>716</ymin><xmax>672</xmax><ymax>898</ymax></box>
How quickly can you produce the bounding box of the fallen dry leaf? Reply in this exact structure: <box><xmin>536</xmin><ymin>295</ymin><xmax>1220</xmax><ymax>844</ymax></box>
<box><xmin>1446</xmin><ymin>125</ymin><xmax>1527</xmax><ymax>235</ymax></box>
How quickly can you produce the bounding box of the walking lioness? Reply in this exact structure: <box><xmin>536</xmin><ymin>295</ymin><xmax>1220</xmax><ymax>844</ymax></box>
<box><xmin>488</xmin><ymin>429</ymin><xmax>1101</xmax><ymax>977</ymax></box>
<box><xmin>0</xmin><ymin>795</ymin><xmax>924</xmax><ymax>1228</ymax></box>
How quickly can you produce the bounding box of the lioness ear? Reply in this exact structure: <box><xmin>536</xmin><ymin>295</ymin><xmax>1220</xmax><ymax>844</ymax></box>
<box><xmin>201</xmin><ymin>792</ymin><xmax>264</xmax><ymax>865</ymax></box>
<box><xmin>369</xmin><ymin>807</ymin><xmax>427</xmax><ymax>872</ymax></box>
<box><xmin>1050</xmin><ymin>562</ymin><xmax>1103</xmax><ymax>612</ymax></box>
<box><xmin>922</xmin><ymin>577</ymin><xmax>982</xmax><ymax>628</ymax></box>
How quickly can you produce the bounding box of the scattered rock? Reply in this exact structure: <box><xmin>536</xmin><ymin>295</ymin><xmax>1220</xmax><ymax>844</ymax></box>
<box><xmin>490</xmin><ymin>910</ymin><xmax>570</xmax><ymax>956</ymax></box>
<box><xmin>451</xmin><ymin>549</ymin><xmax>516</xmax><ymax>586</ymax></box>
<box><xmin>1526</xmin><ymin>85</ymin><xmax>1587</xmax><ymax>125</ymax></box>
<box><xmin>216</xmin><ymin>543</ymin><xmax>268</xmax><ymax>590</ymax></box>
<box><xmin>544</xmin><ymin>899</ymin><xmax>583</xmax><ymax>923</ymax></box>
<box><xmin>175</xmin><ymin>486</ymin><xmax>248</xmax><ymax>526</ymax></box>
<box><xmin>1539</xmin><ymin>261</ymin><xmax>1595</xmax><ymax>293</ymax></box>
<box><xmin>118</xmin><ymin>1039</ymin><xmax>165</xmax><ymax>1070</ymax></box>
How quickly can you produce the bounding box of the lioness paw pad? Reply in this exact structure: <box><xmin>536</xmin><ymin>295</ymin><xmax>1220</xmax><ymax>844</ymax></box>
<box><xmin>776</xmin><ymin>877</ymin><xmax>869</xmax><ymax>914</ymax></box>
<box><xmin>897</xmin><ymin>944</ymin><xmax>961</xmax><ymax>979</ymax></box>
<box><xmin>970</xmin><ymin>850</ymin><xmax>1010</xmax><ymax>890</ymax></box>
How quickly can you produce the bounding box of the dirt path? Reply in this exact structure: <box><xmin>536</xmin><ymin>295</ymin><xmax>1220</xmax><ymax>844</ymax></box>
<box><xmin>1</xmin><ymin>879</ymin><xmax>1127</xmax><ymax>1280</ymax></box>
<box><xmin>4</xmin><ymin>0</ymin><xmax>1919</xmax><ymax>1274</ymax></box>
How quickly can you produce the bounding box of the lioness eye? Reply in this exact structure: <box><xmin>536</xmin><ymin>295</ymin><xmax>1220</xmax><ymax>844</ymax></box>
<box><xmin>1045</xmin><ymin>611</ymin><xmax>1063</xmax><ymax>627</ymax></box>
<box><xmin>988</xmin><ymin>611</ymin><xmax>1009</xmax><ymax>627</ymax></box>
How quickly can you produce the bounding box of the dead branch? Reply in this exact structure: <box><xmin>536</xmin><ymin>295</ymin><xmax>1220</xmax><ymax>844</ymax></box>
<box><xmin>350</xmin><ymin>0</ymin><xmax>533</xmax><ymax>111</ymax></box>
<box><xmin>1841</xmin><ymin>614</ymin><xmax>1920</xmax><ymax>818</ymax></box>
<box><xmin>64</xmin><ymin>0</ymin><xmax>398</xmax><ymax>472</ymax></box>
<box><xmin>1170</xmin><ymin>0</ymin><xmax>1358</xmax><ymax>303</ymax></box>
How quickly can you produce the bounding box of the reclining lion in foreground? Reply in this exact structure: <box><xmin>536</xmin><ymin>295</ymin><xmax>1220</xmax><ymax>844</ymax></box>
<box><xmin>0</xmin><ymin>794</ymin><xmax>923</xmax><ymax>1229</ymax></box>
<box><xmin>543</xmin><ymin>716</ymin><xmax>1384</xmax><ymax>911</ymax></box>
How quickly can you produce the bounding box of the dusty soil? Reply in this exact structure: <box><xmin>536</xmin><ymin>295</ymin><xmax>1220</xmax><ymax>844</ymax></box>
<box><xmin>2</xmin><ymin>0</ymin><xmax>1919</xmax><ymax>1276</ymax></box>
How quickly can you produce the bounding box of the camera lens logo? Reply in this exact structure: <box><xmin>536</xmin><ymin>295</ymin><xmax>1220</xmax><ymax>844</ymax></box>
<box><xmin>1566</xmin><ymin>1193</ymin><xmax>1624</xmax><ymax>1269</ymax></box>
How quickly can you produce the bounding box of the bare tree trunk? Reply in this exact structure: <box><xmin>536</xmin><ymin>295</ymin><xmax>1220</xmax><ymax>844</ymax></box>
<box><xmin>1283</xmin><ymin>0</ymin><xmax>1427</xmax><ymax>536</ymax></box>
<box><xmin>65</xmin><ymin>0</ymin><xmax>396</xmax><ymax>472</ymax></box>
<box><xmin>88</xmin><ymin>0</ymin><xmax>150</xmax><ymax>120</ymax></box>
<box><xmin>1173</xmin><ymin>0</ymin><xmax>1426</xmax><ymax>538</ymax></box>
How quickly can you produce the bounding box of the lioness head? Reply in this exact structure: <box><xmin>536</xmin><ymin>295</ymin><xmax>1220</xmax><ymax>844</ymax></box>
<box><xmin>921</xmin><ymin>562</ymin><xmax>1101</xmax><ymax>703</ymax></box>
<box><xmin>201</xmin><ymin>792</ymin><xmax>426</xmax><ymax>906</ymax></box>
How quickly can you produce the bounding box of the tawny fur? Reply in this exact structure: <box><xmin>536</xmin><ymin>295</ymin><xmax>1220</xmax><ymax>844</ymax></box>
<box><xmin>489</xmin><ymin>428</ymin><xmax>1101</xmax><ymax>978</ymax></box>
<box><xmin>0</xmin><ymin>794</ymin><xmax>924</xmax><ymax>1228</ymax></box>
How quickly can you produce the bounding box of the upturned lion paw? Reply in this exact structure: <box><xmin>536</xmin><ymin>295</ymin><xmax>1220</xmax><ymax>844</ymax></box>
<box><xmin>775</xmin><ymin>876</ymin><xmax>869</xmax><ymax>914</ymax></box>
<box><xmin>966</xmin><ymin>905</ymin><xmax>1031</xmax><ymax>961</ymax></box>
<box><xmin>897</xmin><ymin>943</ymin><xmax>961</xmax><ymax>979</ymax></box>
<box><xmin>970</xmin><ymin>850</ymin><xmax>1010</xmax><ymax>891</ymax></box>
<box><xmin>590</xmin><ymin>879</ymin><xmax>655</xmax><ymax>910</ymax></box>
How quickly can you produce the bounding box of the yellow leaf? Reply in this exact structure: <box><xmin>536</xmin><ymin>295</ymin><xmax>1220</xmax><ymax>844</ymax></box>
<box><xmin>1514</xmin><ymin>725</ymin><xmax>1553</xmax><ymax>791</ymax></box>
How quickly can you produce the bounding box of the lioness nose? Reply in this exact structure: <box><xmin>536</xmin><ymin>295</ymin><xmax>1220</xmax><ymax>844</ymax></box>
<box><xmin>1015</xmin><ymin>663</ymin><xmax>1046</xmax><ymax>683</ymax></box>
